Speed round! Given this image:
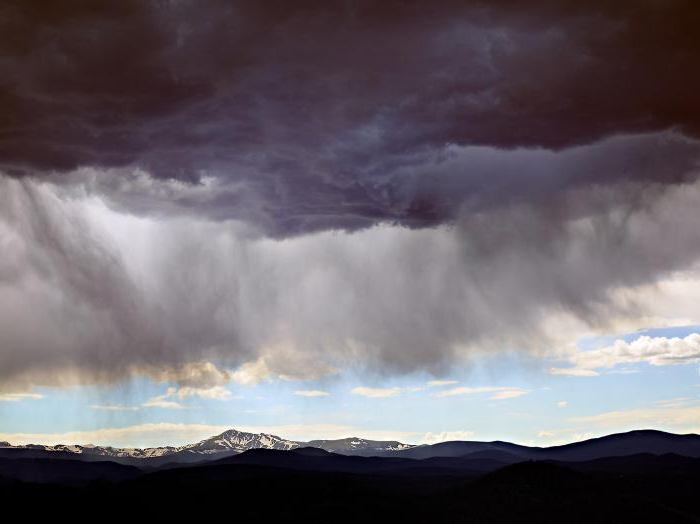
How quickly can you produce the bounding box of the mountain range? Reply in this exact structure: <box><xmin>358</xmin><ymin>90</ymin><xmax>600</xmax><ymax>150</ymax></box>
<box><xmin>0</xmin><ymin>428</ymin><xmax>415</xmax><ymax>466</ymax></box>
<box><xmin>3</xmin><ymin>429</ymin><xmax>700</xmax><ymax>521</ymax></box>
<box><xmin>1</xmin><ymin>428</ymin><xmax>699</xmax><ymax>467</ymax></box>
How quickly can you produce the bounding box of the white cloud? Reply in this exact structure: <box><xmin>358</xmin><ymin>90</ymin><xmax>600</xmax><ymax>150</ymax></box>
<box><xmin>491</xmin><ymin>389</ymin><xmax>529</xmax><ymax>400</ymax></box>
<box><xmin>294</xmin><ymin>390</ymin><xmax>330</xmax><ymax>397</ymax></box>
<box><xmin>142</xmin><ymin>398</ymin><xmax>185</xmax><ymax>409</ymax></box>
<box><xmin>551</xmin><ymin>333</ymin><xmax>700</xmax><ymax>376</ymax></box>
<box><xmin>231</xmin><ymin>358</ymin><xmax>273</xmax><ymax>385</ymax></box>
<box><xmin>557</xmin><ymin>400</ymin><xmax>569</xmax><ymax>408</ymax></box>
<box><xmin>548</xmin><ymin>367</ymin><xmax>599</xmax><ymax>377</ymax></box>
<box><xmin>432</xmin><ymin>386</ymin><xmax>529</xmax><ymax>400</ymax></box>
<box><xmin>427</xmin><ymin>380</ymin><xmax>458</xmax><ymax>387</ymax></box>
<box><xmin>174</xmin><ymin>385</ymin><xmax>233</xmax><ymax>400</ymax></box>
<box><xmin>141</xmin><ymin>385</ymin><xmax>234</xmax><ymax>409</ymax></box>
<box><xmin>142</xmin><ymin>389</ymin><xmax>186</xmax><ymax>410</ymax></box>
<box><xmin>0</xmin><ymin>392</ymin><xmax>43</xmax><ymax>402</ymax></box>
<box><xmin>351</xmin><ymin>386</ymin><xmax>403</xmax><ymax>398</ymax></box>
<box><xmin>420</xmin><ymin>430</ymin><xmax>475</xmax><ymax>444</ymax></box>
<box><xmin>231</xmin><ymin>351</ymin><xmax>338</xmax><ymax>386</ymax></box>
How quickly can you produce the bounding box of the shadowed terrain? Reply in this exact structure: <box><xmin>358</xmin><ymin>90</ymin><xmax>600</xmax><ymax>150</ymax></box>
<box><xmin>2</xmin><ymin>430</ymin><xmax>699</xmax><ymax>522</ymax></box>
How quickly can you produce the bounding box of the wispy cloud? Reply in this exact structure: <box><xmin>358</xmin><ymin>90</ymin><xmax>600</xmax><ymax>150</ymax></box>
<box><xmin>90</xmin><ymin>404</ymin><xmax>140</xmax><ymax>412</ymax></box>
<box><xmin>491</xmin><ymin>389</ymin><xmax>529</xmax><ymax>400</ymax></box>
<box><xmin>351</xmin><ymin>386</ymin><xmax>404</xmax><ymax>398</ymax></box>
<box><xmin>142</xmin><ymin>397</ymin><xmax>185</xmax><ymax>410</ymax></box>
<box><xmin>142</xmin><ymin>389</ymin><xmax>186</xmax><ymax>410</ymax></box>
<box><xmin>569</xmin><ymin>401</ymin><xmax>700</xmax><ymax>433</ymax></box>
<box><xmin>173</xmin><ymin>386</ymin><xmax>233</xmax><ymax>400</ymax></box>
<box><xmin>0</xmin><ymin>392</ymin><xmax>43</xmax><ymax>402</ymax></box>
<box><xmin>557</xmin><ymin>400</ymin><xmax>569</xmax><ymax>408</ymax></box>
<box><xmin>653</xmin><ymin>397</ymin><xmax>693</xmax><ymax>408</ymax></box>
<box><xmin>549</xmin><ymin>367</ymin><xmax>599</xmax><ymax>376</ymax></box>
<box><xmin>604</xmin><ymin>367</ymin><xmax>640</xmax><ymax>375</ymax></box>
<box><xmin>433</xmin><ymin>386</ymin><xmax>529</xmax><ymax>400</ymax></box>
<box><xmin>294</xmin><ymin>390</ymin><xmax>330</xmax><ymax>397</ymax></box>
<box><xmin>427</xmin><ymin>380</ymin><xmax>459</xmax><ymax>387</ymax></box>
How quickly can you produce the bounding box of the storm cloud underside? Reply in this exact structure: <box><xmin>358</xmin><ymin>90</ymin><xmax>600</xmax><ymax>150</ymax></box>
<box><xmin>2</xmin><ymin>1</ymin><xmax>700</xmax><ymax>390</ymax></box>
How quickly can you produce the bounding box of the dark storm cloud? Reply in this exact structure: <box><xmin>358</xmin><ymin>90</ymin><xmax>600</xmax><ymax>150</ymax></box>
<box><xmin>3</xmin><ymin>1</ymin><xmax>700</xmax><ymax>390</ymax></box>
<box><xmin>2</xmin><ymin>0</ymin><xmax>700</xmax><ymax>235</ymax></box>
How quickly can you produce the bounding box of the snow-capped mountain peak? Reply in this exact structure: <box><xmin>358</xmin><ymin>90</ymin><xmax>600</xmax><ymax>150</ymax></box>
<box><xmin>0</xmin><ymin>428</ymin><xmax>415</xmax><ymax>463</ymax></box>
<box><xmin>182</xmin><ymin>429</ymin><xmax>299</xmax><ymax>455</ymax></box>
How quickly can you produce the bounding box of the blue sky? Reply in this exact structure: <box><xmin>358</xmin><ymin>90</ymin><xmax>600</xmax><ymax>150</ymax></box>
<box><xmin>2</xmin><ymin>324</ymin><xmax>699</xmax><ymax>448</ymax></box>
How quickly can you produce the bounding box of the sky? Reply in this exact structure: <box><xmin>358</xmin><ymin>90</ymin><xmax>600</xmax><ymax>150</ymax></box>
<box><xmin>1</xmin><ymin>0</ymin><xmax>700</xmax><ymax>448</ymax></box>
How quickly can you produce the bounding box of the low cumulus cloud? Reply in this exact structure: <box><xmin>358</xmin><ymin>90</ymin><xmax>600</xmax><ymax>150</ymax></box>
<box><xmin>550</xmin><ymin>333</ymin><xmax>700</xmax><ymax>376</ymax></box>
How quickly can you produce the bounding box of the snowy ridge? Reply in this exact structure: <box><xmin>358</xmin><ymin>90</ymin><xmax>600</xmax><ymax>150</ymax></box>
<box><xmin>5</xmin><ymin>443</ymin><xmax>182</xmax><ymax>458</ymax></box>
<box><xmin>180</xmin><ymin>429</ymin><xmax>299</xmax><ymax>455</ymax></box>
<box><xmin>0</xmin><ymin>428</ymin><xmax>414</xmax><ymax>461</ymax></box>
<box><xmin>306</xmin><ymin>437</ymin><xmax>413</xmax><ymax>455</ymax></box>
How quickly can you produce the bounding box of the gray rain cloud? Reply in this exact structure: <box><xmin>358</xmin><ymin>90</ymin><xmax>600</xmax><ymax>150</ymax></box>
<box><xmin>2</xmin><ymin>135</ymin><xmax>700</xmax><ymax>390</ymax></box>
<box><xmin>2</xmin><ymin>1</ymin><xmax>700</xmax><ymax>390</ymax></box>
